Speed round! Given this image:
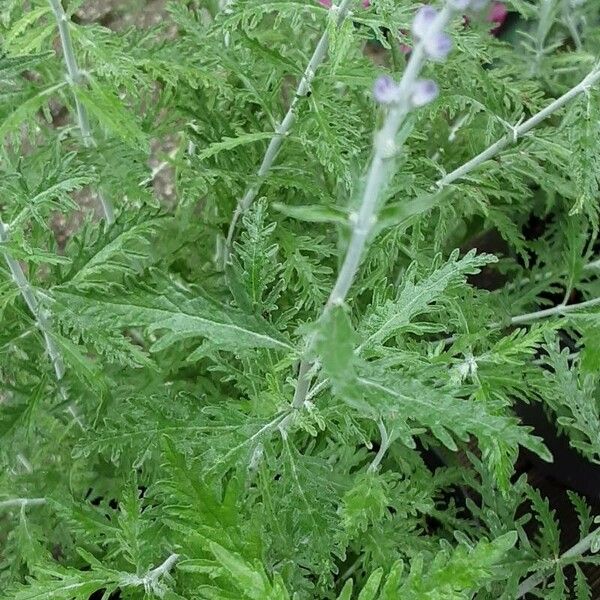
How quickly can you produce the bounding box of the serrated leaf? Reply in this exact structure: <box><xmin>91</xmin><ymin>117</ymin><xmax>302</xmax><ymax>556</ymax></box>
<box><xmin>0</xmin><ymin>51</ymin><xmax>53</xmax><ymax>79</ymax></box>
<box><xmin>208</xmin><ymin>542</ymin><xmax>269</xmax><ymax>600</ymax></box>
<box><xmin>197</xmin><ymin>131</ymin><xmax>275</xmax><ymax>161</ymax></box>
<box><xmin>273</xmin><ymin>202</ymin><xmax>349</xmax><ymax>225</ymax></box>
<box><xmin>53</xmin><ymin>283</ymin><xmax>295</xmax><ymax>355</ymax></box>
<box><xmin>75</xmin><ymin>79</ymin><xmax>148</xmax><ymax>150</ymax></box>
<box><xmin>0</xmin><ymin>82</ymin><xmax>66</xmax><ymax>142</ymax></box>
<box><xmin>359</xmin><ymin>250</ymin><xmax>497</xmax><ymax>350</ymax></box>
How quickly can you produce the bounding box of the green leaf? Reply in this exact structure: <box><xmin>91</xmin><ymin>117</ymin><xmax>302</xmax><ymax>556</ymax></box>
<box><xmin>359</xmin><ymin>250</ymin><xmax>497</xmax><ymax>350</ymax></box>
<box><xmin>208</xmin><ymin>541</ymin><xmax>269</xmax><ymax>600</ymax></box>
<box><xmin>336</xmin><ymin>580</ymin><xmax>353</xmax><ymax>600</ymax></box>
<box><xmin>397</xmin><ymin>532</ymin><xmax>517</xmax><ymax>598</ymax></box>
<box><xmin>197</xmin><ymin>131</ymin><xmax>275</xmax><ymax>161</ymax></box>
<box><xmin>315</xmin><ymin>305</ymin><xmax>360</xmax><ymax>401</ymax></box>
<box><xmin>357</xmin><ymin>567</ymin><xmax>383</xmax><ymax>600</ymax></box>
<box><xmin>380</xmin><ymin>561</ymin><xmax>404</xmax><ymax>599</ymax></box>
<box><xmin>75</xmin><ymin>79</ymin><xmax>148</xmax><ymax>150</ymax></box>
<box><xmin>3</xmin><ymin>6</ymin><xmax>52</xmax><ymax>52</ymax></box>
<box><xmin>53</xmin><ymin>282</ymin><xmax>295</xmax><ymax>355</ymax></box>
<box><xmin>0</xmin><ymin>51</ymin><xmax>53</xmax><ymax>79</ymax></box>
<box><xmin>1</xmin><ymin>570</ymin><xmax>116</xmax><ymax>600</ymax></box>
<box><xmin>273</xmin><ymin>203</ymin><xmax>349</xmax><ymax>226</ymax></box>
<box><xmin>359</xmin><ymin>373</ymin><xmax>551</xmax><ymax>485</ymax></box>
<box><xmin>51</xmin><ymin>332</ymin><xmax>108</xmax><ymax>395</ymax></box>
<box><xmin>0</xmin><ymin>82</ymin><xmax>66</xmax><ymax>141</ymax></box>
<box><xmin>377</xmin><ymin>191</ymin><xmax>445</xmax><ymax>232</ymax></box>
<box><xmin>341</xmin><ymin>472</ymin><xmax>389</xmax><ymax>533</ymax></box>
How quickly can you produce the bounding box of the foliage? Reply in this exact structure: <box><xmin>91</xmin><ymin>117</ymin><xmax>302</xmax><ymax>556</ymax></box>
<box><xmin>1</xmin><ymin>0</ymin><xmax>600</xmax><ymax>598</ymax></box>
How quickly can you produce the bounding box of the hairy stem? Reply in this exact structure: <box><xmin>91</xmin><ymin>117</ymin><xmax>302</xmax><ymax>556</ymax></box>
<box><xmin>289</xmin><ymin>4</ymin><xmax>455</xmax><ymax>417</ymax></box>
<box><xmin>435</xmin><ymin>64</ymin><xmax>600</xmax><ymax>190</ymax></box>
<box><xmin>0</xmin><ymin>497</ymin><xmax>47</xmax><ymax>510</ymax></box>
<box><xmin>509</xmin><ymin>296</ymin><xmax>600</xmax><ymax>325</ymax></box>
<box><xmin>283</xmin><ymin>23</ymin><xmax>600</xmax><ymax>427</ymax></box>
<box><xmin>121</xmin><ymin>553</ymin><xmax>180</xmax><ymax>592</ymax></box>
<box><xmin>144</xmin><ymin>554</ymin><xmax>180</xmax><ymax>583</ymax></box>
<box><xmin>0</xmin><ymin>219</ymin><xmax>64</xmax><ymax>381</ymax></box>
<box><xmin>368</xmin><ymin>419</ymin><xmax>390</xmax><ymax>472</ymax></box>
<box><xmin>47</xmin><ymin>0</ymin><xmax>114</xmax><ymax>224</ymax></box>
<box><xmin>515</xmin><ymin>528</ymin><xmax>600</xmax><ymax>598</ymax></box>
<box><xmin>224</xmin><ymin>0</ymin><xmax>357</xmax><ymax>261</ymax></box>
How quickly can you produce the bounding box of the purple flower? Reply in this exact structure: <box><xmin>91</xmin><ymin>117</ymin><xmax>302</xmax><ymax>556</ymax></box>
<box><xmin>412</xmin><ymin>5</ymin><xmax>438</xmax><ymax>39</ymax></box>
<box><xmin>373</xmin><ymin>75</ymin><xmax>400</xmax><ymax>104</ymax></box>
<box><xmin>423</xmin><ymin>31</ymin><xmax>452</xmax><ymax>60</ymax></box>
<box><xmin>411</xmin><ymin>79</ymin><xmax>439</xmax><ymax>106</ymax></box>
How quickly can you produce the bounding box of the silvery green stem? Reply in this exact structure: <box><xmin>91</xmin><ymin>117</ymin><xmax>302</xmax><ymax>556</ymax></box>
<box><xmin>285</xmin><ymin>20</ymin><xmax>600</xmax><ymax>425</ymax></box>
<box><xmin>436</xmin><ymin>64</ymin><xmax>600</xmax><ymax>190</ymax></box>
<box><xmin>0</xmin><ymin>497</ymin><xmax>46</xmax><ymax>510</ymax></box>
<box><xmin>510</xmin><ymin>296</ymin><xmax>600</xmax><ymax>325</ymax></box>
<box><xmin>144</xmin><ymin>554</ymin><xmax>179</xmax><ymax>584</ymax></box>
<box><xmin>121</xmin><ymin>553</ymin><xmax>179</xmax><ymax>593</ymax></box>
<box><xmin>223</xmin><ymin>0</ymin><xmax>357</xmax><ymax>261</ymax></box>
<box><xmin>0</xmin><ymin>219</ymin><xmax>65</xmax><ymax>381</ymax></box>
<box><xmin>290</xmin><ymin>4</ymin><xmax>454</xmax><ymax>415</ymax></box>
<box><xmin>515</xmin><ymin>527</ymin><xmax>600</xmax><ymax>598</ymax></box>
<box><xmin>47</xmin><ymin>0</ymin><xmax>114</xmax><ymax>224</ymax></box>
<box><xmin>368</xmin><ymin>419</ymin><xmax>389</xmax><ymax>472</ymax></box>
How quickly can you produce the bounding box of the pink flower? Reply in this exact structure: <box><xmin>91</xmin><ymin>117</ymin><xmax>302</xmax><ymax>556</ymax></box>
<box><xmin>467</xmin><ymin>1</ymin><xmax>508</xmax><ymax>34</ymax></box>
<box><xmin>318</xmin><ymin>0</ymin><xmax>371</xmax><ymax>8</ymax></box>
<box><xmin>487</xmin><ymin>1</ymin><xmax>508</xmax><ymax>34</ymax></box>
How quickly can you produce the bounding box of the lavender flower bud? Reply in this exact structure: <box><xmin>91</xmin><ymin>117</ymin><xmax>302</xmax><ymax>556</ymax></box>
<box><xmin>423</xmin><ymin>31</ymin><xmax>452</xmax><ymax>60</ymax></box>
<box><xmin>412</xmin><ymin>5</ymin><xmax>438</xmax><ymax>39</ymax></box>
<box><xmin>373</xmin><ymin>75</ymin><xmax>400</xmax><ymax>104</ymax></box>
<box><xmin>411</xmin><ymin>79</ymin><xmax>439</xmax><ymax>107</ymax></box>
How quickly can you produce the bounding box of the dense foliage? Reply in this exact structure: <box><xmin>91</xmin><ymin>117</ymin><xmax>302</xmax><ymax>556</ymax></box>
<box><xmin>1</xmin><ymin>0</ymin><xmax>600</xmax><ymax>597</ymax></box>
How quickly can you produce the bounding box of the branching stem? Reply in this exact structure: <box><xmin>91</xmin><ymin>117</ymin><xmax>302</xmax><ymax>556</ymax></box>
<box><xmin>121</xmin><ymin>553</ymin><xmax>179</xmax><ymax>594</ymax></box>
<box><xmin>515</xmin><ymin>528</ymin><xmax>600</xmax><ymax>598</ymax></box>
<box><xmin>0</xmin><ymin>218</ymin><xmax>64</xmax><ymax>381</ymax></box>
<box><xmin>280</xmin><ymin>63</ymin><xmax>600</xmax><ymax>414</ymax></box>
<box><xmin>435</xmin><ymin>64</ymin><xmax>600</xmax><ymax>190</ymax></box>
<box><xmin>47</xmin><ymin>0</ymin><xmax>114</xmax><ymax>224</ymax></box>
<box><xmin>144</xmin><ymin>554</ymin><xmax>180</xmax><ymax>584</ymax></box>
<box><xmin>288</xmin><ymin>4</ymin><xmax>455</xmax><ymax>419</ymax></box>
<box><xmin>224</xmin><ymin>0</ymin><xmax>357</xmax><ymax>261</ymax></box>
